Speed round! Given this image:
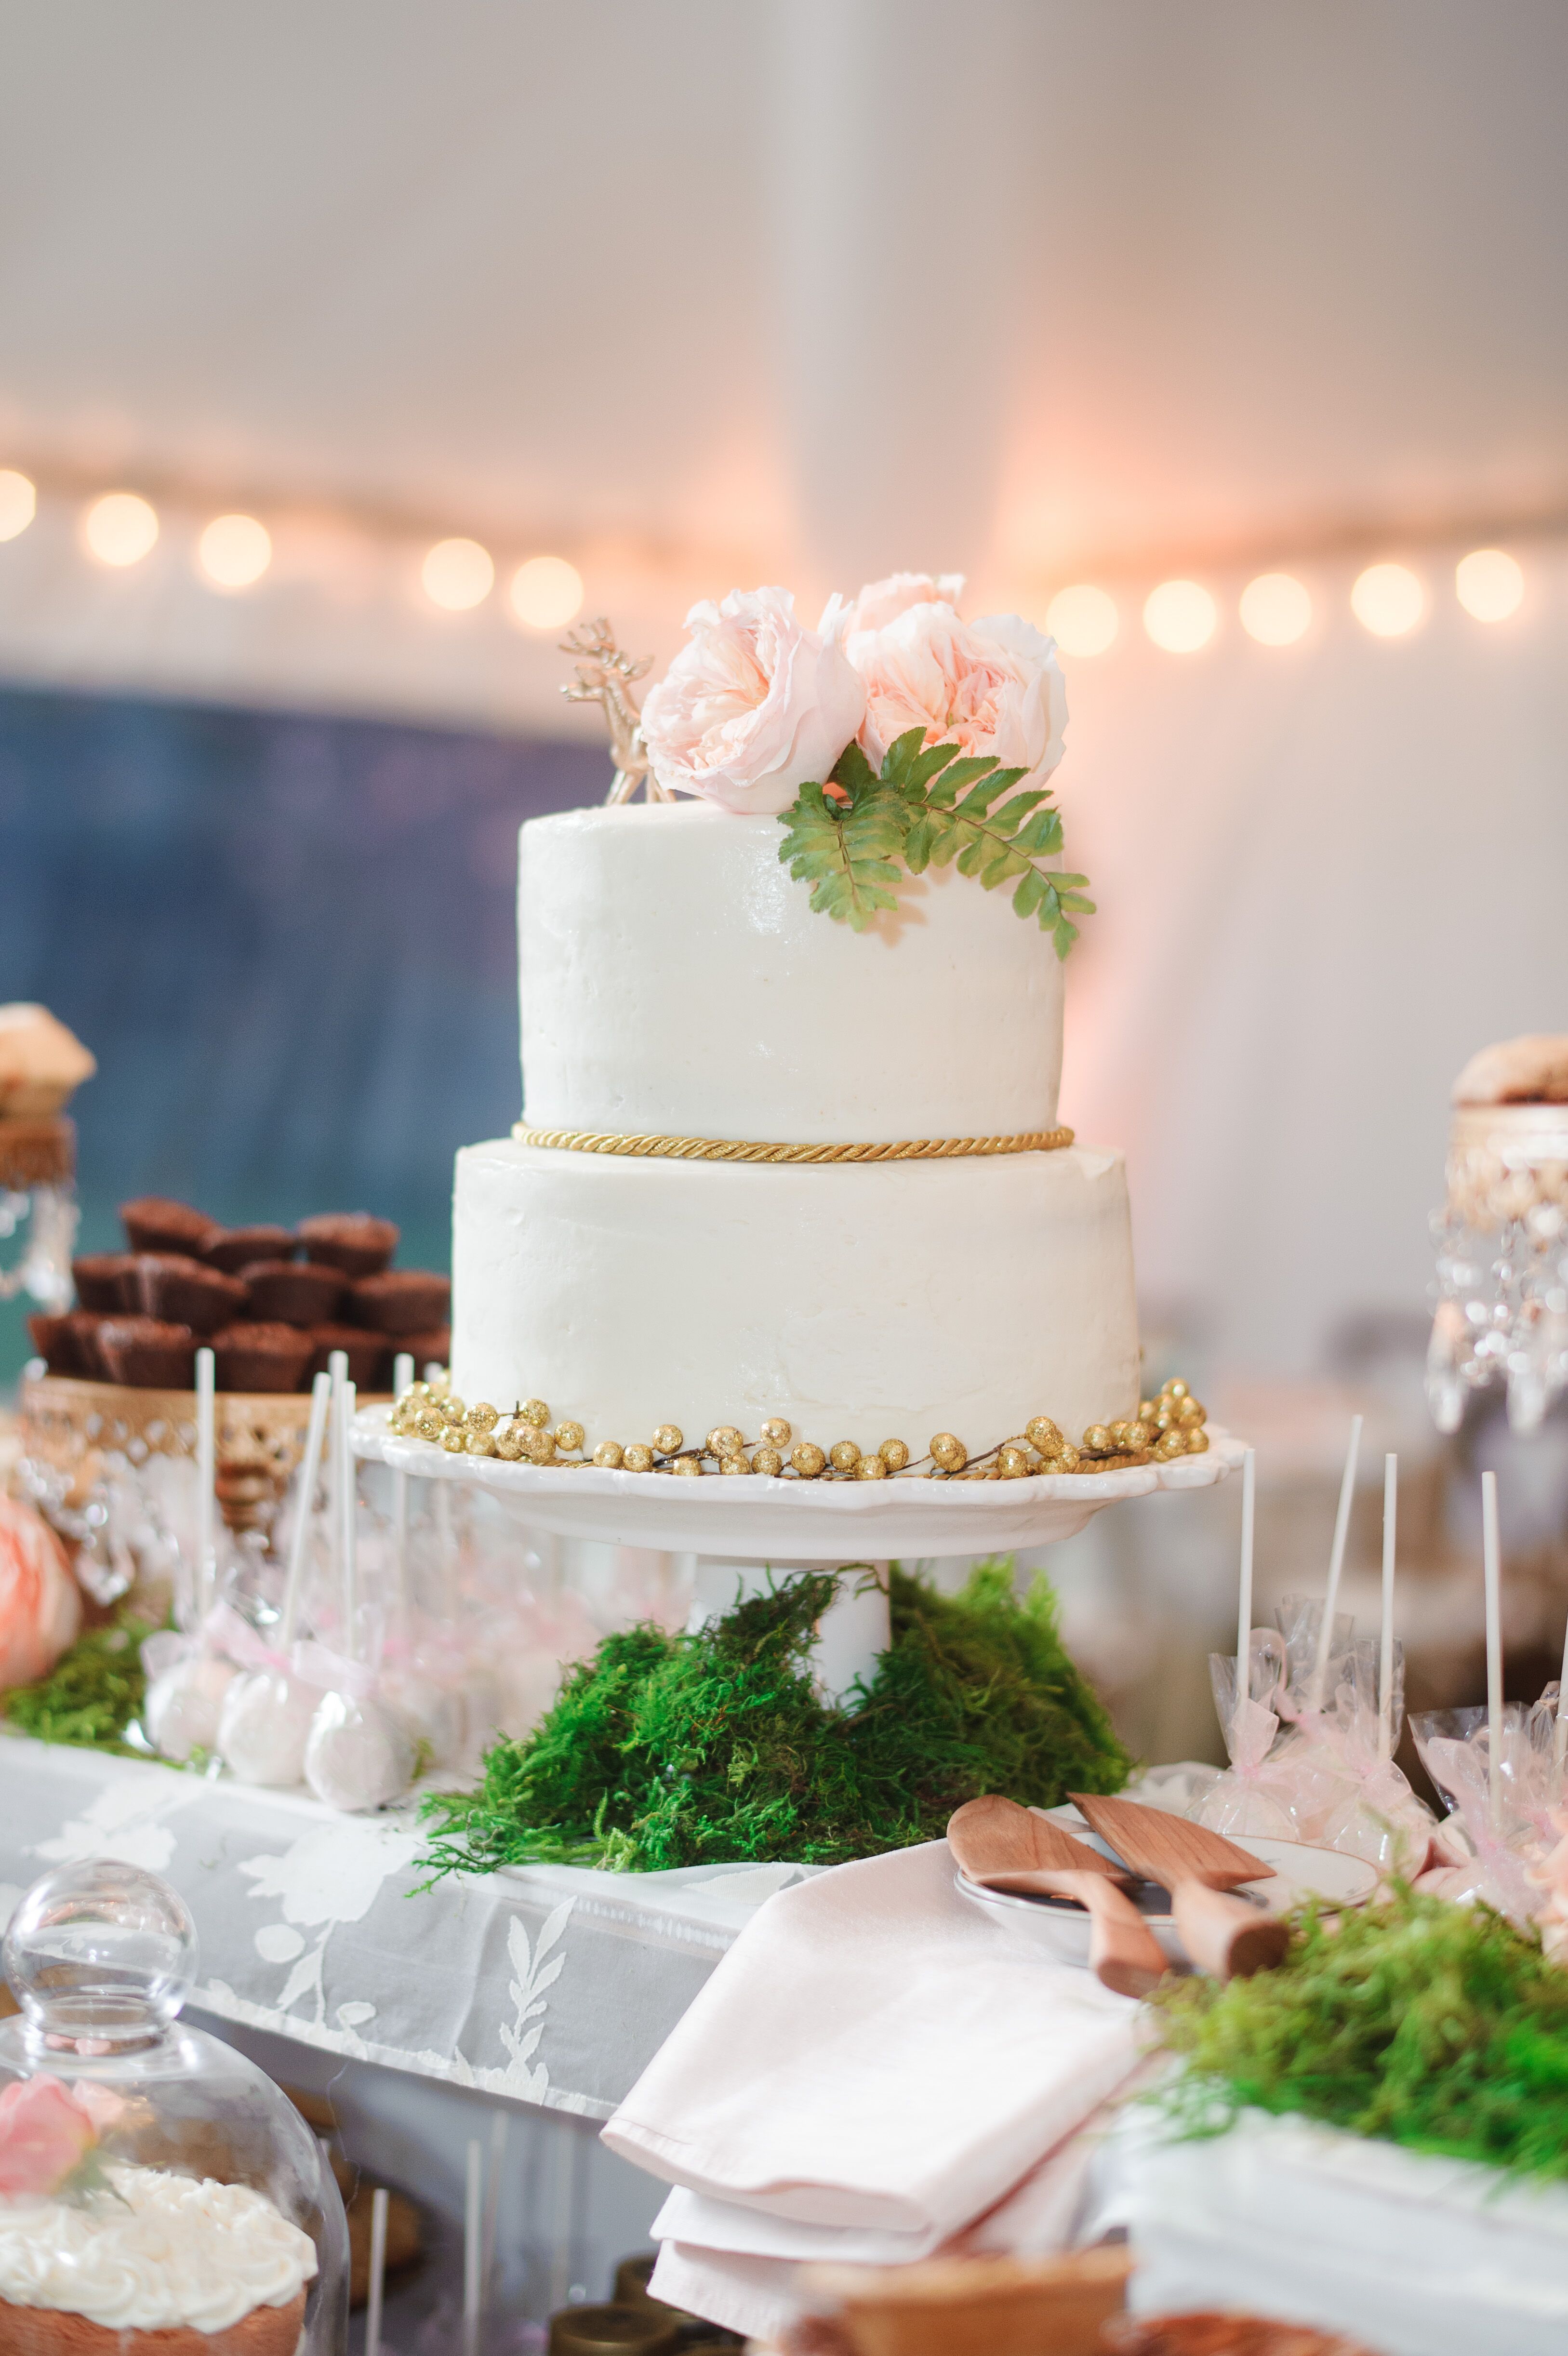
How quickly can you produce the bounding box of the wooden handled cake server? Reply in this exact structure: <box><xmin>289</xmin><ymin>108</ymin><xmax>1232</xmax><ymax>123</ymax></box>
<box><xmin>946</xmin><ymin>1795</ymin><xmax>1170</xmax><ymax>1997</ymax></box>
<box><xmin>1067</xmin><ymin>1793</ymin><xmax>1290</xmax><ymax>1980</ymax></box>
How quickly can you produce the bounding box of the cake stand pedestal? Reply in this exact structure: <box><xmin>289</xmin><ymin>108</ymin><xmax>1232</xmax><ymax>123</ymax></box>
<box><xmin>354</xmin><ymin>1410</ymin><xmax>1246</xmax><ymax>1705</ymax></box>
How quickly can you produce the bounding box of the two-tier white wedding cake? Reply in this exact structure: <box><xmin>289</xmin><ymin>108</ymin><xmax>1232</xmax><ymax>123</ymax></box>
<box><xmin>450</xmin><ymin>575</ymin><xmax>1139</xmax><ymax>1463</ymax></box>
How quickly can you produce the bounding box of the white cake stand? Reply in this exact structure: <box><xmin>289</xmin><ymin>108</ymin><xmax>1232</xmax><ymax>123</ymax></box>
<box><xmin>354</xmin><ymin>1407</ymin><xmax>1244</xmax><ymax>1705</ymax></box>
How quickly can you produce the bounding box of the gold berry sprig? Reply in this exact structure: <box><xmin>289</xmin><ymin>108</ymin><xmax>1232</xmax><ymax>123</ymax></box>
<box><xmin>385</xmin><ymin>1376</ymin><xmax>1209</xmax><ymax>1480</ymax></box>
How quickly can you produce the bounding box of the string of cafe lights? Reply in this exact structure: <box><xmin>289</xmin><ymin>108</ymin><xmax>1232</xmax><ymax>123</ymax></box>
<box><xmin>0</xmin><ymin>468</ymin><xmax>587</xmax><ymax>632</ymax></box>
<box><xmin>0</xmin><ymin>463</ymin><xmax>1540</xmax><ymax>657</ymax></box>
<box><xmin>1044</xmin><ymin>546</ymin><xmax>1528</xmax><ymax>659</ymax></box>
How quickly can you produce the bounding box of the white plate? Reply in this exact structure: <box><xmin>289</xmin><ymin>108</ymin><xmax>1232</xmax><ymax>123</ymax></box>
<box><xmin>353</xmin><ymin>1406</ymin><xmax>1245</xmax><ymax>1561</ymax></box>
<box><xmin>954</xmin><ymin>1814</ymin><xmax>1377</xmax><ymax>1973</ymax></box>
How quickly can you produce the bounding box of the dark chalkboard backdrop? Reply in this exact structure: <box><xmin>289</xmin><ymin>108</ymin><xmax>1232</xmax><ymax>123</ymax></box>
<box><xmin>0</xmin><ymin>682</ymin><xmax>607</xmax><ymax>1384</ymax></box>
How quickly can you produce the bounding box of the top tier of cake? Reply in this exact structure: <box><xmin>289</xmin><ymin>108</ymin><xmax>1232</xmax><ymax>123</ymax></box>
<box><xmin>518</xmin><ymin>803</ymin><xmax>1065</xmax><ymax>1144</ymax></box>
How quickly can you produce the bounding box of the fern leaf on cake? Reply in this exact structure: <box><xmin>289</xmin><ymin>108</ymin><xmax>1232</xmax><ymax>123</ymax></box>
<box><xmin>776</xmin><ymin>745</ymin><xmax>908</xmax><ymax>931</ymax></box>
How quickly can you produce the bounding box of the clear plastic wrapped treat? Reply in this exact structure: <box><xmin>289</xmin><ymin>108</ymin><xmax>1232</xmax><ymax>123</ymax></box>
<box><xmin>0</xmin><ymin>1857</ymin><xmax>348</xmax><ymax>2354</ymax></box>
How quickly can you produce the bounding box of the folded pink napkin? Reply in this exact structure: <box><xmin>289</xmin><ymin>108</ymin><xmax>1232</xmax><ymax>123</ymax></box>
<box><xmin>601</xmin><ymin>1838</ymin><xmax>1140</xmax><ymax>2244</ymax></box>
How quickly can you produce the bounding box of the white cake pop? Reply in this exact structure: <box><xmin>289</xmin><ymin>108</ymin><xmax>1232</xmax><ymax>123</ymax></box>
<box><xmin>217</xmin><ymin>1668</ymin><xmax>319</xmax><ymax>1786</ymax></box>
<box><xmin>303</xmin><ymin>1688</ymin><xmax>417</xmax><ymax>1812</ymax></box>
<box><xmin>144</xmin><ymin>1654</ymin><xmax>237</xmax><ymax>1762</ymax></box>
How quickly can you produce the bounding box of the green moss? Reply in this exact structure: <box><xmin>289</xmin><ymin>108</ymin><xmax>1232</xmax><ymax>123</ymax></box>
<box><xmin>1153</xmin><ymin>1884</ymin><xmax>1568</xmax><ymax>2182</ymax></box>
<box><xmin>3</xmin><ymin>1615</ymin><xmax>154</xmax><ymax>1755</ymax></box>
<box><xmin>419</xmin><ymin>1558</ymin><xmax>1132</xmax><ymax>1877</ymax></box>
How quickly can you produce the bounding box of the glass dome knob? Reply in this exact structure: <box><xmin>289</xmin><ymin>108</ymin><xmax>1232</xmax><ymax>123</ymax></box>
<box><xmin>3</xmin><ymin>1859</ymin><xmax>197</xmax><ymax>2048</ymax></box>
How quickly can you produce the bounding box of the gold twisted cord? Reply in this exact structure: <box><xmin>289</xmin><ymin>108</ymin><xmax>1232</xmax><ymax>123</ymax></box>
<box><xmin>512</xmin><ymin>1123</ymin><xmax>1074</xmax><ymax>1164</ymax></box>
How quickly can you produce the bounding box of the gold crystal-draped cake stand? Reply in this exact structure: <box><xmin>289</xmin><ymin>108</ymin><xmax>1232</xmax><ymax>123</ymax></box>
<box><xmin>353</xmin><ymin>1406</ymin><xmax>1245</xmax><ymax>1704</ymax></box>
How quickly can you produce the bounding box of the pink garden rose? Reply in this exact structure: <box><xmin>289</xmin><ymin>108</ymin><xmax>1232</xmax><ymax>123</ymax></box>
<box><xmin>0</xmin><ymin>1493</ymin><xmax>81</xmax><ymax>1692</ymax></box>
<box><xmin>639</xmin><ymin>587</ymin><xmax>866</xmax><ymax>815</ymax></box>
<box><xmin>847</xmin><ymin>600</ymin><xmax>1068</xmax><ymax>790</ymax></box>
<box><xmin>0</xmin><ymin>2076</ymin><xmax>98</xmax><ymax>2198</ymax></box>
<box><xmin>841</xmin><ymin>571</ymin><xmax>966</xmax><ymax>635</ymax></box>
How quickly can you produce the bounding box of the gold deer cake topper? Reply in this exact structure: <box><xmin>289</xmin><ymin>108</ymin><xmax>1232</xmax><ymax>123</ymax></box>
<box><xmin>559</xmin><ymin>618</ymin><xmax>670</xmax><ymax>804</ymax></box>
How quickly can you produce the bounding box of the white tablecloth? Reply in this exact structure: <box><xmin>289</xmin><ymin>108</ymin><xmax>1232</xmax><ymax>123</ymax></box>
<box><xmin>0</xmin><ymin>1733</ymin><xmax>816</xmax><ymax>2117</ymax></box>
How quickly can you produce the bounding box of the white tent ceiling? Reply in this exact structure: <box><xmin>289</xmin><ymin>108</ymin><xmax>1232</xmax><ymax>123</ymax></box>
<box><xmin>0</xmin><ymin>0</ymin><xmax>1564</xmax><ymax>726</ymax></box>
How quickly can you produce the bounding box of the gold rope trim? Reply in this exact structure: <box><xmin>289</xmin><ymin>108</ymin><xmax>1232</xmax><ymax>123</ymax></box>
<box><xmin>511</xmin><ymin>1123</ymin><xmax>1074</xmax><ymax>1164</ymax></box>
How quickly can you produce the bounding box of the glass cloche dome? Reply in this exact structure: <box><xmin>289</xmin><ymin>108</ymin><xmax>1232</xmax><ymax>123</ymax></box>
<box><xmin>0</xmin><ymin>1856</ymin><xmax>347</xmax><ymax>2353</ymax></box>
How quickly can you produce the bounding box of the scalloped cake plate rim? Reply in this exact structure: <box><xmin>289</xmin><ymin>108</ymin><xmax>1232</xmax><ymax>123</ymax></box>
<box><xmin>352</xmin><ymin>1406</ymin><xmax>1244</xmax><ymax>1557</ymax></box>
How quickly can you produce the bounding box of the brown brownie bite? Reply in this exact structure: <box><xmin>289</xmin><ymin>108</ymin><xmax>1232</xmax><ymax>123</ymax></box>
<box><xmin>65</xmin><ymin>1311</ymin><xmax>110</xmax><ymax>1378</ymax></box>
<box><xmin>120</xmin><ymin>1196</ymin><xmax>221</xmax><ymax>1257</ymax></box>
<box><xmin>97</xmin><ymin>1317</ymin><xmax>198</xmax><ymax>1388</ymax></box>
<box><xmin>28</xmin><ymin>1313</ymin><xmax>84</xmax><ymax>1376</ymax></box>
<box><xmin>72</xmin><ymin>1252</ymin><xmax>141</xmax><ymax>1311</ymax></box>
<box><xmin>205</xmin><ymin>1223</ymin><xmax>297</xmax><ymax>1274</ymax></box>
<box><xmin>297</xmin><ymin>1211</ymin><xmax>399</xmax><ymax>1278</ymax></box>
<box><xmin>213</xmin><ymin>1322</ymin><xmax>315</xmax><ymax>1394</ymax></box>
<box><xmin>240</xmin><ymin>1260</ymin><xmax>346</xmax><ymax>1325</ymax></box>
<box><xmin>306</xmin><ymin>1325</ymin><xmax>387</xmax><ymax>1388</ymax></box>
<box><xmin>134</xmin><ymin>1254</ymin><xmax>250</xmax><ymax>1336</ymax></box>
<box><xmin>346</xmin><ymin>1270</ymin><xmax>450</xmax><ymax>1335</ymax></box>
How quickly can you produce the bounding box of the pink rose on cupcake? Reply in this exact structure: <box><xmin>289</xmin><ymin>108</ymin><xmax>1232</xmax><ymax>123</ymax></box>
<box><xmin>0</xmin><ymin>2076</ymin><xmax>101</xmax><ymax>2198</ymax></box>
<box><xmin>640</xmin><ymin>587</ymin><xmax>866</xmax><ymax>815</ymax></box>
<box><xmin>846</xmin><ymin>597</ymin><xmax>1068</xmax><ymax>790</ymax></box>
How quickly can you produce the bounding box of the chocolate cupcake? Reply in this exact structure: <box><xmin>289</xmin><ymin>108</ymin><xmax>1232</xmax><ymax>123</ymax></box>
<box><xmin>96</xmin><ymin>1318</ymin><xmax>198</xmax><ymax>1389</ymax></box>
<box><xmin>240</xmin><ymin>1260</ymin><xmax>346</xmax><ymax>1325</ymax></box>
<box><xmin>27</xmin><ymin>1314</ymin><xmax>85</xmax><ymax>1377</ymax></box>
<box><xmin>391</xmin><ymin>1325</ymin><xmax>450</xmax><ymax>1376</ymax></box>
<box><xmin>120</xmin><ymin>1197</ymin><xmax>221</xmax><ymax>1257</ymax></box>
<box><xmin>134</xmin><ymin>1253</ymin><xmax>250</xmax><ymax>1336</ymax></box>
<box><xmin>297</xmin><ymin>1211</ymin><xmax>399</xmax><ymax>1278</ymax></box>
<box><xmin>306</xmin><ymin>1325</ymin><xmax>387</xmax><ymax>1389</ymax></box>
<box><xmin>212</xmin><ymin>1322</ymin><xmax>315</xmax><ymax>1395</ymax></box>
<box><xmin>346</xmin><ymin>1270</ymin><xmax>450</xmax><ymax>1335</ymax></box>
<box><xmin>205</xmin><ymin>1224</ymin><xmax>297</xmax><ymax>1275</ymax></box>
<box><xmin>65</xmin><ymin>1311</ymin><xmax>111</xmax><ymax>1379</ymax></box>
<box><xmin>72</xmin><ymin>1252</ymin><xmax>141</xmax><ymax>1311</ymax></box>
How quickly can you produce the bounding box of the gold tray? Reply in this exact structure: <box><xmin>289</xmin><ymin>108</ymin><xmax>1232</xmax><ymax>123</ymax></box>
<box><xmin>20</xmin><ymin>1371</ymin><xmax>390</xmax><ymax>1531</ymax></box>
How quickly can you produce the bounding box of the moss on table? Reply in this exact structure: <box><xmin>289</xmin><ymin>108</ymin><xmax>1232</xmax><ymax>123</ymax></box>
<box><xmin>421</xmin><ymin>1557</ymin><xmax>1133</xmax><ymax>1876</ymax></box>
<box><xmin>2</xmin><ymin>1615</ymin><xmax>153</xmax><ymax>1755</ymax></box>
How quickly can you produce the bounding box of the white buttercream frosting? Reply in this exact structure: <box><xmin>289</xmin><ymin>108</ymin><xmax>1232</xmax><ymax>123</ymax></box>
<box><xmin>453</xmin><ymin>1139</ymin><xmax>1140</xmax><ymax>1449</ymax></box>
<box><xmin>0</xmin><ymin>2163</ymin><xmax>316</xmax><ymax>2331</ymax></box>
<box><xmin>518</xmin><ymin>804</ymin><xmax>1065</xmax><ymax>1143</ymax></box>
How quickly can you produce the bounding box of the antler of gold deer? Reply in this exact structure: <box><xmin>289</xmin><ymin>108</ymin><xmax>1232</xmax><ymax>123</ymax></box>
<box><xmin>559</xmin><ymin>618</ymin><xmax>671</xmax><ymax>804</ymax></box>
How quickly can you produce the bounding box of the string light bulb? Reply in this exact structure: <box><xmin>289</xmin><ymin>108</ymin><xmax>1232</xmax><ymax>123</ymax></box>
<box><xmin>1239</xmin><ymin>572</ymin><xmax>1312</xmax><ymax>646</ymax></box>
<box><xmin>1045</xmin><ymin>584</ymin><xmax>1118</xmax><ymax>658</ymax></box>
<box><xmin>198</xmin><ymin>513</ymin><xmax>271</xmax><ymax>590</ymax></box>
<box><xmin>0</xmin><ymin>471</ymin><xmax>37</xmax><ymax>543</ymax></box>
<box><xmin>421</xmin><ymin>537</ymin><xmax>494</xmax><ymax>611</ymax></box>
<box><xmin>83</xmin><ymin>492</ymin><xmax>159</xmax><ymax>568</ymax></box>
<box><xmin>1351</xmin><ymin>562</ymin><xmax>1423</xmax><ymax>638</ymax></box>
<box><xmin>509</xmin><ymin>555</ymin><xmax>584</xmax><ymax>632</ymax></box>
<box><xmin>1143</xmin><ymin>579</ymin><xmax>1217</xmax><ymax>653</ymax></box>
<box><xmin>1455</xmin><ymin>548</ymin><xmax>1523</xmax><ymax>623</ymax></box>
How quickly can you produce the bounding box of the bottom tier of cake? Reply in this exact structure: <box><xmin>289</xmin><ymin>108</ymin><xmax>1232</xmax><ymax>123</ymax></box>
<box><xmin>451</xmin><ymin>1138</ymin><xmax>1140</xmax><ymax>1455</ymax></box>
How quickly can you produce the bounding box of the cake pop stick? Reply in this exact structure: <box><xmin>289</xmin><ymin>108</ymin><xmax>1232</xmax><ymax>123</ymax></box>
<box><xmin>216</xmin><ymin>1372</ymin><xmax>332</xmax><ymax>1787</ymax></box>
<box><xmin>463</xmin><ymin>2137</ymin><xmax>483</xmax><ymax>2356</ymax></box>
<box><xmin>1379</xmin><ymin>1454</ymin><xmax>1397</xmax><ymax>1762</ymax></box>
<box><xmin>1310</xmin><ymin>1414</ymin><xmax>1363</xmax><ymax>1710</ymax></box>
<box><xmin>282</xmin><ymin>1372</ymin><xmax>332</xmax><ymax>1651</ymax></box>
<box><xmin>393</xmin><ymin>1350</ymin><xmax>414</xmax><ymax>1398</ymax></box>
<box><xmin>304</xmin><ymin>1369</ymin><xmax>417</xmax><ymax>1810</ymax></box>
<box><xmin>365</xmin><ymin>2185</ymin><xmax>389</xmax><ymax>2356</ymax></box>
<box><xmin>1236</xmin><ymin>1447</ymin><xmax>1256</xmax><ymax>1669</ymax></box>
<box><xmin>195</xmin><ymin>1344</ymin><xmax>216</xmax><ymax>1621</ymax></box>
<box><xmin>1484</xmin><ymin>1468</ymin><xmax>1504</xmax><ymax>1834</ymax></box>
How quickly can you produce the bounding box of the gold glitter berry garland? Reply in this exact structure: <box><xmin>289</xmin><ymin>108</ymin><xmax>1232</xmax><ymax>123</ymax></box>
<box><xmin>386</xmin><ymin>1375</ymin><xmax>1209</xmax><ymax>1480</ymax></box>
<box><xmin>512</xmin><ymin>1123</ymin><xmax>1073</xmax><ymax>1164</ymax></box>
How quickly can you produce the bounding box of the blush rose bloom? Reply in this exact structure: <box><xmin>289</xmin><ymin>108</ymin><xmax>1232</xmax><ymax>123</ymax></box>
<box><xmin>0</xmin><ymin>2076</ymin><xmax>98</xmax><ymax>2198</ymax></box>
<box><xmin>639</xmin><ymin>587</ymin><xmax>866</xmax><ymax>815</ymax></box>
<box><xmin>848</xmin><ymin>601</ymin><xmax>1068</xmax><ymax>791</ymax></box>
<box><xmin>841</xmin><ymin>571</ymin><xmax>966</xmax><ymax>635</ymax></box>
